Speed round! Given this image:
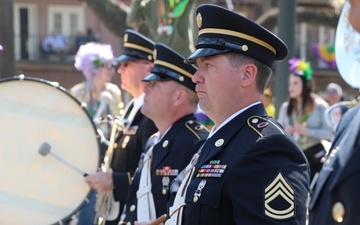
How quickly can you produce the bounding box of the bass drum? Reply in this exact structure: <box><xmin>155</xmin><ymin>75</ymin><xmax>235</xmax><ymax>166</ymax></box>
<box><xmin>0</xmin><ymin>75</ymin><xmax>101</xmax><ymax>225</ymax></box>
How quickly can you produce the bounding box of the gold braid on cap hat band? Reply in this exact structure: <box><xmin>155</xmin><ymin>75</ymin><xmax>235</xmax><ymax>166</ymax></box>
<box><xmin>199</xmin><ymin>28</ymin><xmax>276</xmax><ymax>55</ymax></box>
<box><xmin>155</xmin><ymin>60</ymin><xmax>193</xmax><ymax>79</ymax></box>
<box><xmin>124</xmin><ymin>43</ymin><xmax>153</xmax><ymax>55</ymax></box>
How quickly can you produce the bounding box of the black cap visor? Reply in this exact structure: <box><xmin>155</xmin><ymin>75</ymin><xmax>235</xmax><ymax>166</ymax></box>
<box><xmin>141</xmin><ymin>73</ymin><xmax>173</xmax><ymax>82</ymax></box>
<box><xmin>184</xmin><ymin>47</ymin><xmax>230</xmax><ymax>64</ymax></box>
<box><xmin>116</xmin><ymin>54</ymin><xmax>141</xmax><ymax>63</ymax></box>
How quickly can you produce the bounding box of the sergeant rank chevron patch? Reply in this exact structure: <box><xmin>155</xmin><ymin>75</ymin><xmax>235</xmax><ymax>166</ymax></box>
<box><xmin>264</xmin><ymin>172</ymin><xmax>295</xmax><ymax>219</ymax></box>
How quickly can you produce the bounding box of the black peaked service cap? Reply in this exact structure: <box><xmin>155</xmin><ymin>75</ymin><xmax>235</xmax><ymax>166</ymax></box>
<box><xmin>117</xmin><ymin>29</ymin><xmax>154</xmax><ymax>63</ymax></box>
<box><xmin>185</xmin><ymin>4</ymin><xmax>288</xmax><ymax>68</ymax></box>
<box><xmin>142</xmin><ymin>43</ymin><xmax>197</xmax><ymax>92</ymax></box>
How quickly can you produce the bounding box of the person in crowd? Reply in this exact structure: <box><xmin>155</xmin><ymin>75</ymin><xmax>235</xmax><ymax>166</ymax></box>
<box><xmin>261</xmin><ymin>87</ymin><xmax>276</xmax><ymax>118</ymax></box>
<box><xmin>160</xmin><ymin>4</ymin><xmax>309</xmax><ymax>225</ymax></box>
<box><xmin>83</xmin><ymin>29</ymin><xmax>158</xmax><ymax>225</ymax></box>
<box><xmin>118</xmin><ymin>43</ymin><xmax>209</xmax><ymax>225</ymax></box>
<box><xmin>325</xmin><ymin>82</ymin><xmax>348</xmax><ymax>132</ymax></box>
<box><xmin>70</xmin><ymin>41</ymin><xmax>124</xmax><ymax>225</ymax></box>
<box><xmin>86</xmin><ymin>28</ymin><xmax>99</xmax><ymax>43</ymax></box>
<box><xmin>278</xmin><ymin>57</ymin><xmax>332</xmax><ymax>181</ymax></box>
<box><xmin>41</xmin><ymin>30</ymin><xmax>69</xmax><ymax>58</ymax></box>
<box><xmin>75</xmin><ymin>31</ymin><xmax>87</xmax><ymax>52</ymax></box>
<box><xmin>118</xmin><ymin>0</ymin><xmax>196</xmax><ymax>57</ymax></box>
<box><xmin>70</xmin><ymin>42</ymin><xmax>123</xmax><ymax>139</ymax></box>
<box><xmin>326</xmin><ymin>82</ymin><xmax>344</xmax><ymax>106</ymax></box>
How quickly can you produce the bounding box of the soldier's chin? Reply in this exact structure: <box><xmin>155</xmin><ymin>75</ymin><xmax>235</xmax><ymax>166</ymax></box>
<box><xmin>198</xmin><ymin>100</ymin><xmax>209</xmax><ymax>112</ymax></box>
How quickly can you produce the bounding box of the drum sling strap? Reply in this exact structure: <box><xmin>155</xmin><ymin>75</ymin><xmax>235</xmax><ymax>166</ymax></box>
<box><xmin>167</xmin><ymin>142</ymin><xmax>205</xmax><ymax>225</ymax></box>
<box><xmin>137</xmin><ymin>143</ymin><xmax>157</xmax><ymax>222</ymax></box>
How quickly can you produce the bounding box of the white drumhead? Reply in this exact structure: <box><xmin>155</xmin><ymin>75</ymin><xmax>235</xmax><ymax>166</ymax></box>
<box><xmin>0</xmin><ymin>76</ymin><xmax>100</xmax><ymax>225</ymax></box>
<box><xmin>335</xmin><ymin>1</ymin><xmax>360</xmax><ymax>89</ymax></box>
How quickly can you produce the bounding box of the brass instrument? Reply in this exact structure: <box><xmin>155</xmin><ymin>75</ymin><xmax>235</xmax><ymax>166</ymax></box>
<box><xmin>325</xmin><ymin>1</ymin><xmax>360</xmax><ymax>134</ymax></box>
<box><xmin>324</xmin><ymin>97</ymin><xmax>360</xmax><ymax>133</ymax></box>
<box><xmin>93</xmin><ymin>116</ymin><xmax>126</xmax><ymax>225</ymax></box>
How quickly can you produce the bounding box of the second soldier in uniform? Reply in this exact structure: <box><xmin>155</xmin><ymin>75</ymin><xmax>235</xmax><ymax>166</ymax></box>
<box><xmin>119</xmin><ymin>43</ymin><xmax>209</xmax><ymax>224</ymax></box>
<box><xmin>166</xmin><ymin>4</ymin><xmax>310</xmax><ymax>225</ymax></box>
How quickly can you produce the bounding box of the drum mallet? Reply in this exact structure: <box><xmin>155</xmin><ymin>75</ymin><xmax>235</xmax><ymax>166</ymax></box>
<box><xmin>38</xmin><ymin>142</ymin><xmax>88</xmax><ymax>177</ymax></box>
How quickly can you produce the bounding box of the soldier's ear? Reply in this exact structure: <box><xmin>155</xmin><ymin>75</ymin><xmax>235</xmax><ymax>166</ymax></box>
<box><xmin>241</xmin><ymin>63</ymin><xmax>257</xmax><ymax>88</ymax></box>
<box><xmin>173</xmin><ymin>88</ymin><xmax>187</xmax><ymax>107</ymax></box>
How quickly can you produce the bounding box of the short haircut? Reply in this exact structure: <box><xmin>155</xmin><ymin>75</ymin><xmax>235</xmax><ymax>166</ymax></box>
<box><xmin>225</xmin><ymin>52</ymin><xmax>272</xmax><ymax>94</ymax></box>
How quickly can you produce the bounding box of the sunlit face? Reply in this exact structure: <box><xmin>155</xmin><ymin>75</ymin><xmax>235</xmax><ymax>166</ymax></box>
<box><xmin>142</xmin><ymin>80</ymin><xmax>178</xmax><ymax>121</ymax></box>
<box><xmin>288</xmin><ymin>74</ymin><xmax>303</xmax><ymax>99</ymax></box>
<box><xmin>192</xmin><ymin>54</ymin><xmax>243</xmax><ymax>120</ymax></box>
<box><xmin>117</xmin><ymin>60</ymin><xmax>152</xmax><ymax>95</ymax></box>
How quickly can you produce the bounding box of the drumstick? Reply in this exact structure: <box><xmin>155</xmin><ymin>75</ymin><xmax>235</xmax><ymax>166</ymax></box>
<box><xmin>150</xmin><ymin>214</ymin><xmax>167</xmax><ymax>225</ymax></box>
<box><xmin>38</xmin><ymin>142</ymin><xmax>88</xmax><ymax>177</ymax></box>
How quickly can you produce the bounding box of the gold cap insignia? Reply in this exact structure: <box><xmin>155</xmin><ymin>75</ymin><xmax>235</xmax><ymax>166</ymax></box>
<box><xmin>124</xmin><ymin>33</ymin><xmax>128</xmax><ymax>43</ymax></box>
<box><xmin>215</xmin><ymin>139</ymin><xmax>224</xmax><ymax>147</ymax></box>
<box><xmin>332</xmin><ymin>202</ymin><xmax>345</xmax><ymax>223</ymax></box>
<box><xmin>264</xmin><ymin>172</ymin><xmax>295</xmax><ymax>219</ymax></box>
<box><xmin>196</xmin><ymin>13</ymin><xmax>203</xmax><ymax>28</ymax></box>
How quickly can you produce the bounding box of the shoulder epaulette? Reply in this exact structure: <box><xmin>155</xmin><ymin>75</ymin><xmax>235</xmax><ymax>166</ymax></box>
<box><xmin>247</xmin><ymin>116</ymin><xmax>284</xmax><ymax>137</ymax></box>
<box><xmin>185</xmin><ymin>120</ymin><xmax>208</xmax><ymax>140</ymax></box>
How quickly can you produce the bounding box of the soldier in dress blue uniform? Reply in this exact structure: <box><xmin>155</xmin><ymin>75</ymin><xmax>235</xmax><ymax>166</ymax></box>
<box><xmin>308</xmin><ymin>1</ymin><xmax>360</xmax><ymax>224</ymax></box>
<box><xmin>308</xmin><ymin>103</ymin><xmax>360</xmax><ymax>225</ymax></box>
<box><xmin>162</xmin><ymin>4</ymin><xmax>310</xmax><ymax>225</ymax></box>
<box><xmin>118</xmin><ymin>43</ymin><xmax>209</xmax><ymax>225</ymax></box>
<box><xmin>85</xmin><ymin>29</ymin><xmax>158</xmax><ymax>225</ymax></box>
